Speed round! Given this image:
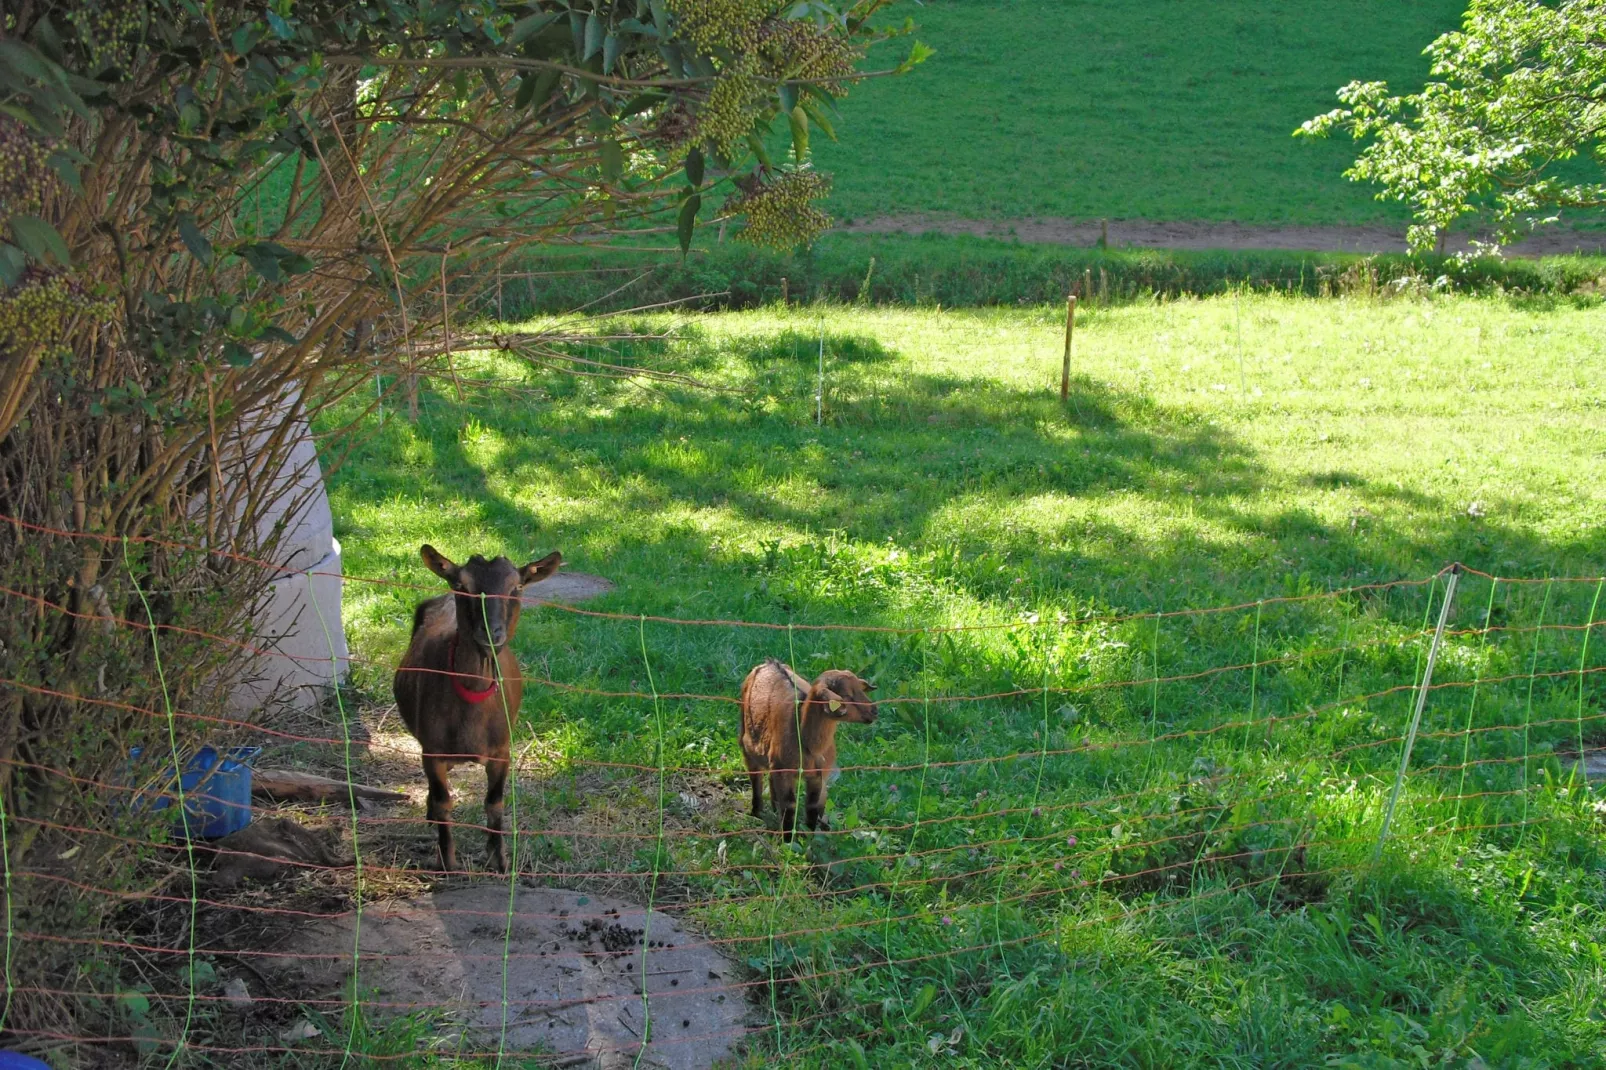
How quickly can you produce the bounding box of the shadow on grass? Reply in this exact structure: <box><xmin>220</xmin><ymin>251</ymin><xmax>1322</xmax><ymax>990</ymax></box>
<box><xmin>336</xmin><ymin>326</ymin><xmax>1604</xmax><ymax>629</ymax></box>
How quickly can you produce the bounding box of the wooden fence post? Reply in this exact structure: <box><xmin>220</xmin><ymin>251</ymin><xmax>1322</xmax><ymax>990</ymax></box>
<box><xmin>1060</xmin><ymin>294</ymin><xmax>1077</xmax><ymax>402</ymax></box>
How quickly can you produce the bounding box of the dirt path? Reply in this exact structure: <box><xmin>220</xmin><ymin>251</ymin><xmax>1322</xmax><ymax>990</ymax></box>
<box><xmin>837</xmin><ymin>215</ymin><xmax>1606</xmax><ymax>257</ymax></box>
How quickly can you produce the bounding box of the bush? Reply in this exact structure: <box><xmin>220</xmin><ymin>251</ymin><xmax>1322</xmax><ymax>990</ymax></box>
<box><xmin>493</xmin><ymin>234</ymin><xmax>1606</xmax><ymax>316</ymax></box>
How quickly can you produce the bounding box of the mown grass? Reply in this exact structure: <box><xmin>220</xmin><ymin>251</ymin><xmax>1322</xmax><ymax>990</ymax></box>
<box><xmin>817</xmin><ymin>0</ymin><xmax>1470</xmax><ymax>226</ymax></box>
<box><xmin>323</xmin><ymin>293</ymin><xmax>1606</xmax><ymax>1067</ymax></box>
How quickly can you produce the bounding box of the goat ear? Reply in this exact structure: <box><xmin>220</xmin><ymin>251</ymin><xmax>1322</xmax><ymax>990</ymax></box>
<box><xmin>823</xmin><ymin>689</ymin><xmax>845</xmax><ymax>714</ymax></box>
<box><xmin>519</xmin><ymin>550</ymin><xmax>563</xmax><ymax>585</ymax></box>
<box><xmin>420</xmin><ymin>544</ymin><xmax>459</xmax><ymax>582</ymax></box>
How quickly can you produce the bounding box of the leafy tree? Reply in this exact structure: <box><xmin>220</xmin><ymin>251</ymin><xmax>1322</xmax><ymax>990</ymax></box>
<box><xmin>1299</xmin><ymin>0</ymin><xmax>1606</xmax><ymax>253</ymax></box>
<box><xmin>0</xmin><ymin>0</ymin><xmax>921</xmax><ymax>1043</ymax></box>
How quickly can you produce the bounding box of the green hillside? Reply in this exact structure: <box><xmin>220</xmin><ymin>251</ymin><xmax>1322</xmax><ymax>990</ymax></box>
<box><xmin>813</xmin><ymin>0</ymin><xmax>1466</xmax><ymax>225</ymax></box>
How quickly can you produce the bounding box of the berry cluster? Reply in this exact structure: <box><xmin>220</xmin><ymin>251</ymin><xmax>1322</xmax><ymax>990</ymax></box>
<box><xmin>665</xmin><ymin>0</ymin><xmax>774</xmax><ymax>55</ymax></box>
<box><xmin>67</xmin><ymin>3</ymin><xmax>143</xmax><ymax>75</ymax></box>
<box><xmin>0</xmin><ymin>117</ymin><xmax>53</xmax><ymax>224</ymax></box>
<box><xmin>726</xmin><ymin>167</ymin><xmax>832</xmax><ymax>248</ymax></box>
<box><xmin>752</xmin><ymin>18</ymin><xmax>855</xmax><ymax>90</ymax></box>
<box><xmin>696</xmin><ymin>67</ymin><xmax>767</xmax><ymax>159</ymax></box>
<box><xmin>0</xmin><ymin>268</ymin><xmax>109</xmax><ymax>353</ymax></box>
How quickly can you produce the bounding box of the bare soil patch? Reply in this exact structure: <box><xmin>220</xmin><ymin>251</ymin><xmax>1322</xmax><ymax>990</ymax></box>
<box><xmin>270</xmin><ymin>884</ymin><xmax>749</xmax><ymax>1069</ymax></box>
<box><xmin>526</xmin><ymin>572</ymin><xmax>615</xmax><ymax>604</ymax></box>
<box><xmin>838</xmin><ymin>215</ymin><xmax>1606</xmax><ymax>257</ymax></box>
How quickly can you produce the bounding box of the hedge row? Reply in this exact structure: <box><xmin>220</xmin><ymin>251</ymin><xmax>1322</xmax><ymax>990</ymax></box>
<box><xmin>485</xmin><ymin>233</ymin><xmax>1606</xmax><ymax>316</ymax></box>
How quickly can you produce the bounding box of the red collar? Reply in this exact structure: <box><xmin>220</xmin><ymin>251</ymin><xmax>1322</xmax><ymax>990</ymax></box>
<box><xmin>447</xmin><ymin>636</ymin><xmax>499</xmax><ymax>704</ymax></box>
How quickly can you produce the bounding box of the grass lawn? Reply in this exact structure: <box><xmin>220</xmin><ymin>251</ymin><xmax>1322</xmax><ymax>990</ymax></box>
<box><xmin>815</xmin><ymin>0</ymin><xmax>1467</xmax><ymax>226</ymax></box>
<box><xmin>324</xmin><ymin>293</ymin><xmax>1606</xmax><ymax>1066</ymax></box>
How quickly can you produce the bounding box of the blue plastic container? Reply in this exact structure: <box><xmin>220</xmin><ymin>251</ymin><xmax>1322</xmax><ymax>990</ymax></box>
<box><xmin>127</xmin><ymin>745</ymin><xmax>260</xmax><ymax>839</ymax></box>
<box><xmin>0</xmin><ymin>1051</ymin><xmax>54</xmax><ymax>1069</ymax></box>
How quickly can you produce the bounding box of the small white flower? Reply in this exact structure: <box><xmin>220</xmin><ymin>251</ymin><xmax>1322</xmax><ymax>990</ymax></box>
<box><xmin>1466</xmin><ymin>501</ymin><xmax>1486</xmax><ymax>519</ymax></box>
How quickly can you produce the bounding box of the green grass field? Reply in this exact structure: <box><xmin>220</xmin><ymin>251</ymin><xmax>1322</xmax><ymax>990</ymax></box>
<box><xmin>324</xmin><ymin>292</ymin><xmax>1606</xmax><ymax>1066</ymax></box>
<box><xmin>813</xmin><ymin>0</ymin><xmax>1466</xmax><ymax>226</ymax></box>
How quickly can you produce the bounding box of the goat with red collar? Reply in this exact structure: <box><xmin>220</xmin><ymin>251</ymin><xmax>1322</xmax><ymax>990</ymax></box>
<box><xmin>394</xmin><ymin>543</ymin><xmax>562</xmax><ymax>873</ymax></box>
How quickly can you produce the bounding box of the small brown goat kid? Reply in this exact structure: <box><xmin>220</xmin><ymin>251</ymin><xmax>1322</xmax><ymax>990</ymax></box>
<box><xmin>393</xmin><ymin>544</ymin><xmax>562</xmax><ymax>872</ymax></box>
<box><xmin>739</xmin><ymin>659</ymin><xmax>878</xmax><ymax>841</ymax></box>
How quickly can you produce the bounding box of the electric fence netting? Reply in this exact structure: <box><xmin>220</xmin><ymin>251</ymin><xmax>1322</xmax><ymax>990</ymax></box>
<box><xmin>1</xmin><ymin>516</ymin><xmax>1604</xmax><ymax>1067</ymax></box>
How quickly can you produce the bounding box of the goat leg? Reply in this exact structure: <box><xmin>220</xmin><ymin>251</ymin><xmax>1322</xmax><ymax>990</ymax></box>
<box><xmin>423</xmin><ymin>756</ymin><xmax>457</xmax><ymax>872</ymax></box>
<box><xmin>770</xmin><ymin>769</ymin><xmax>797</xmax><ymax>843</ymax></box>
<box><xmin>484</xmin><ymin>755</ymin><xmax>510</xmax><ymax>873</ymax></box>
<box><xmin>745</xmin><ymin>761</ymin><xmax>765</xmax><ymax>817</ymax></box>
<box><xmin>804</xmin><ymin>775</ymin><xmax>828</xmax><ymax>832</ymax></box>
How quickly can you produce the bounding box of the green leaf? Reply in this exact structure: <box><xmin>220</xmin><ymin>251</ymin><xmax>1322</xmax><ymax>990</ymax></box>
<box><xmin>0</xmin><ymin>243</ymin><xmax>25</xmax><ymax>287</ymax></box>
<box><xmin>569</xmin><ymin>11</ymin><xmax>587</xmax><ymax>57</ymax></box>
<box><xmin>778</xmin><ymin>83</ymin><xmax>798</xmax><ymax>114</ymax></box>
<box><xmin>584</xmin><ymin>14</ymin><xmax>604</xmax><ymax>60</ymax></box>
<box><xmin>32</xmin><ymin>16</ymin><xmax>65</xmax><ymax>65</ymax></box>
<box><xmin>176</xmin><ymin>212</ymin><xmax>213</xmax><ymax>266</ymax></box>
<box><xmin>231</xmin><ymin>23</ymin><xmax>259</xmax><ymax>55</ymax></box>
<box><xmin>685</xmin><ymin>147</ymin><xmax>704</xmax><ymax>188</ymax></box>
<box><xmin>480</xmin><ymin>66</ymin><xmax>504</xmax><ymax>100</ymax></box>
<box><xmin>265</xmin><ymin>11</ymin><xmax>293</xmax><ymax>40</ymax></box>
<box><xmin>895</xmin><ymin>39</ymin><xmax>935</xmax><ymax>74</ymax></box>
<box><xmin>746</xmin><ymin>132</ymin><xmax>772</xmax><ymax>168</ymax></box>
<box><xmin>649</xmin><ymin>0</ymin><xmax>668</xmax><ymax>33</ymax></box>
<box><xmin>259</xmin><ymin>325</ymin><xmax>298</xmax><ymax>345</ymax></box>
<box><xmin>600</xmin><ymin>139</ymin><xmax>624</xmax><ymax>183</ymax></box>
<box><xmin>619</xmin><ymin>91</ymin><xmax>664</xmax><ymax>120</ymax></box>
<box><xmin>677</xmin><ymin>193</ymin><xmax>700</xmax><ymax>255</ymax></box>
<box><xmin>910</xmin><ymin>982</ymin><xmax>936</xmax><ymax>1018</ymax></box>
<box><xmin>0</xmin><ymin>41</ymin><xmax>65</xmax><ymax>94</ymax></box>
<box><xmin>527</xmin><ymin>68</ymin><xmax>562</xmax><ymax>114</ymax></box>
<box><xmin>602</xmin><ymin>33</ymin><xmax>621</xmax><ymax>75</ymax></box>
<box><xmin>133</xmin><ymin>1020</ymin><xmax>164</xmax><ymax>1056</ymax></box>
<box><xmin>187</xmin><ymin>960</ymin><xmax>218</xmax><ymax>988</ymax></box>
<box><xmin>800</xmin><ymin>96</ymin><xmax>837</xmax><ymax>142</ymax></box>
<box><xmin>222</xmin><ymin>342</ymin><xmax>254</xmax><ymax>367</ymax></box>
<box><xmin>789</xmin><ymin>105</ymin><xmax>809</xmax><ymax>161</ymax></box>
<box><xmin>0</xmin><ymin>103</ymin><xmax>46</xmax><ymax>135</ymax></box>
<box><xmin>240</xmin><ymin>243</ymin><xmax>283</xmax><ymax>282</ymax></box>
<box><xmin>658</xmin><ymin>42</ymin><xmax>685</xmax><ymax>78</ymax></box>
<box><xmin>118</xmin><ymin>989</ymin><xmax>152</xmax><ymax>1018</ymax></box>
<box><xmin>361</xmin><ymin>254</ymin><xmax>393</xmax><ymax>286</ymax></box>
<box><xmin>508</xmin><ymin>10</ymin><xmax>562</xmax><ymax>45</ymax></box>
<box><xmin>9</xmin><ymin>214</ymin><xmax>71</xmax><ymax>267</ymax></box>
<box><xmin>576</xmin><ymin>896</ymin><xmax>590</xmax><ymax>906</ymax></box>
<box><xmin>845</xmin><ymin>1040</ymin><xmax>870</xmax><ymax>1070</ymax></box>
<box><xmin>47</xmin><ymin>150</ymin><xmax>82</xmax><ymax>194</ymax></box>
<box><xmin>515</xmin><ymin>71</ymin><xmax>539</xmax><ymax>109</ymax></box>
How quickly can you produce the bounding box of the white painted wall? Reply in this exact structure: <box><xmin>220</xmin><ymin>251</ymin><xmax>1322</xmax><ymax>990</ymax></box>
<box><xmin>215</xmin><ymin>389</ymin><xmax>349</xmax><ymax>714</ymax></box>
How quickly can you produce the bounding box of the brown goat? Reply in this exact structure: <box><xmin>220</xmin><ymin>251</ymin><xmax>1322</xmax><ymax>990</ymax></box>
<box><xmin>393</xmin><ymin>544</ymin><xmax>561</xmax><ymax>872</ymax></box>
<box><xmin>738</xmin><ymin>659</ymin><xmax>878</xmax><ymax>841</ymax></box>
